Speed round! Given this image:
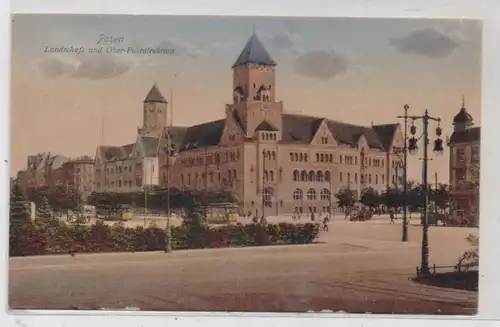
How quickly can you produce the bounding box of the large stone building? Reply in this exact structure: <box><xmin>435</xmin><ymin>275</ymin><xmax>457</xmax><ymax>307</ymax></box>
<box><xmin>93</xmin><ymin>84</ymin><xmax>170</xmax><ymax>193</ymax></box>
<box><xmin>448</xmin><ymin>98</ymin><xmax>480</xmax><ymax>225</ymax></box>
<box><xmin>156</xmin><ymin>33</ymin><xmax>405</xmax><ymax>216</ymax></box>
<box><xmin>16</xmin><ymin>33</ymin><xmax>407</xmax><ymax>217</ymax></box>
<box><xmin>16</xmin><ymin>153</ymin><xmax>95</xmax><ymax>198</ymax></box>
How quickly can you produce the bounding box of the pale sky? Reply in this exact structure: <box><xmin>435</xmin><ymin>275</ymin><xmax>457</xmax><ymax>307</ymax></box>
<box><xmin>11</xmin><ymin>15</ymin><xmax>482</xmax><ymax>182</ymax></box>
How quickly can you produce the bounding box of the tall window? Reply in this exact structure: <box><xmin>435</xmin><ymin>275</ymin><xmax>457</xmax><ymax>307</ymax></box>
<box><xmin>293</xmin><ymin>170</ymin><xmax>300</xmax><ymax>181</ymax></box>
<box><xmin>320</xmin><ymin>189</ymin><xmax>331</xmax><ymax>201</ymax></box>
<box><xmin>293</xmin><ymin>189</ymin><xmax>303</xmax><ymax>201</ymax></box>
<box><xmin>325</xmin><ymin>171</ymin><xmax>331</xmax><ymax>182</ymax></box>
<box><xmin>316</xmin><ymin>171</ymin><xmax>324</xmax><ymax>182</ymax></box>
<box><xmin>307</xmin><ymin>188</ymin><xmax>317</xmax><ymax>201</ymax></box>
<box><xmin>264</xmin><ymin>188</ymin><xmax>273</xmax><ymax>207</ymax></box>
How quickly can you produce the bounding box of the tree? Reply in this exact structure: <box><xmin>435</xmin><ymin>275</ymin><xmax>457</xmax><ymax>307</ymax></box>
<box><xmin>36</xmin><ymin>196</ymin><xmax>54</xmax><ymax>223</ymax></box>
<box><xmin>10</xmin><ymin>182</ymin><xmax>30</xmax><ymax>230</ymax></box>
<box><xmin>456</xmin><ymin>234</ymin><xmax>478</xmax><ymax>271</ymax></box>
<box><xmin>430</xmin><ymin>183</ymin><xmax>449</xmax><ymax>213</ymax></box>
<box><xmin>335</xmin><ymin>188</ymin><xmax>358</xmax><ymax>217</ymax></box>
<box><xmin>381</xmin><ymin>187</ymin><xmax>403</xmax><ymax>214</ymax></box>
<box><xmin>359</xmin><ymin>187</ymin><xmax>380</xmax><ymax>210</ymax></box>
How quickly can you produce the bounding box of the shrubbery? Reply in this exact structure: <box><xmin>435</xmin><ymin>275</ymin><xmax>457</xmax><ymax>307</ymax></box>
<box><xmin>9</xmin><ymin>221</ymin><xmax>321</xmax><ymax>257</ymax></box>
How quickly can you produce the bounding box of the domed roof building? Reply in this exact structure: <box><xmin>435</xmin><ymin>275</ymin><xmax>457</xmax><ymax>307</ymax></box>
<box><xmin>448</xmin><ymin>95</ymin><xmax>480</xmax><ymax>226</ymax></box>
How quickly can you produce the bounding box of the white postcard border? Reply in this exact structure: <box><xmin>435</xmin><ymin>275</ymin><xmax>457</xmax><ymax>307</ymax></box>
<box><xmin>2</xmin><ymin>0</ymin><xmax>499</xmax><ymax>326</ymax></box>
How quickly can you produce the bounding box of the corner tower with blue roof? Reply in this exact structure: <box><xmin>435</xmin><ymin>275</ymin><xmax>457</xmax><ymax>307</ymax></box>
<box><xmin>231</xmin><ymin>32</ymin><xmax>283</xmax><ymax>136</ymax></box>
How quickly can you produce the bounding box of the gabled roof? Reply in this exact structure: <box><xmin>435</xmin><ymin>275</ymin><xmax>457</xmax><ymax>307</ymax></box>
<box><xmin>179</xmin><ymin>119</ymin><xmax>226</xmax><ymax>152</ymax></box>
<box><xmin>449</xmin><ymin>126</ymin><xmax>480</xmax><ymax>144</ymax></box>
<box><xmin>255</xmin><ymin>120</ymin><xmax>279</xmax><ymax>132</ymax></box>
<box><xmin>372</xmin><ymin>124</ymin><xmax>399</xmax><ymax>151</ymax></box>
<box><xmin>281</xmin><ymin>113</ymin><xmax>387</xmax><ymax>149</ymax></box>
<box><xmin>98</xmin><ymin>143</ymin><xmax>135</xmax><ymax>162</ymax></box>
<box><xmin>232</xmin><ymin>33</ymin><xmax>277</xmax><ymax>68</ymax></box>
<box><xmin>144</xmin><ymin>84</ymin><xmax>167</xmax><ymax>103</ymax></box>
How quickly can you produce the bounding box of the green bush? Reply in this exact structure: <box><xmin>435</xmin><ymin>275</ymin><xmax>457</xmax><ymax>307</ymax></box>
<box><xmin>9</xmin><ymin>221</ymin><xmax>321</xmax><ymax>256</ymax></box>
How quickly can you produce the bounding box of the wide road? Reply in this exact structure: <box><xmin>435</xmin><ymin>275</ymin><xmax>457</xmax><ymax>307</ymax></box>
<box><xmin>9</xmin><ymin>221</ymin><xmax>478</xmax><ymax>314</ymax></box>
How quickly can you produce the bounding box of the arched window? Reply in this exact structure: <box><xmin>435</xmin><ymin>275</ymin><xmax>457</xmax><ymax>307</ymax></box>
<box><xmin>232</xmin><ymin>169</ymin><xmax>237</xmax><ymax>180</ymax></box>
<box><xmin>264</xmin><ymin>170</ymin><xmax>269</xmax><ymax>181</ymax></box>
<box><xmin>316</xmin><ymin>153</ymin><xmax>320</xmax><ymax>162</ymax></box>
<box><xmin>195</xmin><ymin>172</ymin><xmax>198</xmax><ymax>185</ymax></box>
<box><xmin>270</xmin><ymin>170</ymin><xmax>274</xmax><ymax>181</ymax></box>
<box><xmin>301</xmin><ymin>170</ymin><xmax>307</xmax><ymax>181</ymax></box>
<box><xmin>320</xmin><ymin>188</ymin><xmax>331</xmax><ymax>201</ymax></box>
<box><xmin>307</xmin><ymin>188</ymin><xmax>317</xmax><ymax>201</ymax></box>
<box><xmin>375</xmin><ymin>175</ymin><xmax>378</xmax><ymax>184</ymax></box>
<box><xmin>382</xmin><ymin>174</ymin><xmax>385</xmax><ymax>184</ymax></box>
<box><xmin>320</xmin><ymin>153</ymin><xmax>324</xmax><ymax>162</ymax></box>
<box><xmin>347</xmin><ymin>172</ymin><xmax>351</xmax><ymax>183</ymax></box>
<box><xmin>299</xmin><ymin>153</ymin><xmax>303</xmax><ymax>161</ymax></box>
<box><xmin>329</xmin><ymin>154</ymin><xmax>333</xmax><ymax>163</ymax></box>
<box><xmin>264</xmin><ymin>187</ymin><xmax>273</xmax><ymax>207</ymax></box>
<box><xmin>316</xmin><ymin>170</ymin><xmax>324</xmax><ymax>182</ymax></box>
<box><xmin>325</xmin><ymin>171</ymin><xmax>331</xmax><ymax>182</ymax></box>
<box><xmin>227</xmin><ymin>170</ymin><xmax>231</xmax><ymax>182</ymax></box>
<box><xmin>293</xmin><ymin>188</ymin><xmax>303</xmax><ymax>201</ymax></box>
<box><xmin>293</xmin><ymin>170</ymin><xmax>300</xmax><ymax>181</ymax></box>
<box><xmin>355</xmin><ymin>173</ymin><xmax>358</xmax><ymax>183</ymax></box>
<box><xmin>290</xmin><ymin>152</ymin><xmax>294</xmax><ymax>161</ymax></box>
<box><xmin>181</xmin><ymin>174</ymin><xmax>184</xmax><ymax>185</ymax></box>
<box><xmin>267</xmin><ymin>151</ymin><xmax>271</xmax><ymax>159</ymax></box>
<box><xmin>304</xmin><ymin>154</ymin><xmax>308</xmax><ymax>162</ymax></box>
<box><xmin>294</xmin><ymin>153</ymin><xmax>299</xmax><ymax>162</ymax></box>
<box><xmin>308</xmin><ymin>171</ymin><xmax>315</xmax><ymax>181</ymax></box>
<box><xmin>272</xmin><ymin>151</ymin><xmax>276</xmax><ymax>160</ymax></box>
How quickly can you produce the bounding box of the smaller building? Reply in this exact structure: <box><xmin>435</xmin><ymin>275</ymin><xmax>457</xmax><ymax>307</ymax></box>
<box><xmin>50</xmin><ymin>156</ymin><xmax>95</xmax><ymax>198</ymax></box>
<box><xmin>448</xmin><ymin>97</ymin><xmax>480</xmax><ymax>226</ymax></box>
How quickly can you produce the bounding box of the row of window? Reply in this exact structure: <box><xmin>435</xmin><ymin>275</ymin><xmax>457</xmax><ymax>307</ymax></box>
<box><xmin>340</xmin><ymin>155</ymin><xmax>385</xmax><ymax>168</ymax></box>
<box><xmin>180</xmin><ymin>169</ymin><xmax>238</xmax><ymax>186</ymax></box>
<box><xmin>180</xmin><ymin>151</ymin><xmax>240</xmax><ymax>167</ymax></box>
<box><xmin>293</xmin><ymin>170</ymin><xmax>332</xmax><ymax>182</ymax></box>
<box><xmin>262</xmin><ymin>133</ymin><xmax>277</xmax><ymax>141</ymax></box>
<box><xmin>292</xmin><ymin>188</ymin><xmax>332</xmax><ymax>201</ymax></box>
<box><xmin>455</xmin><ymin>146</ymin><xmax>480</xmax><ymax>163</ymax></box>
<box><xmin>339</xmin><ymin>172</ymin><xmax>386</xmax><ymax>185</ymax></box>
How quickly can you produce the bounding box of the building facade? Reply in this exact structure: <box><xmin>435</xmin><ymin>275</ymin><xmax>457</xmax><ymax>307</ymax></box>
<box><xmin>448</xmin><ymin>99</ymin><xmax>480</xmax><ymax>226</ymax></box>
<box><xmin>16</xmin><ymin>153</ymin><xmax>95</xmax><ymax>198</ymax></box>
<box><xmin>93</xmin><ymin>84</ymin><xmax>169</xmax><ymax>193</ymax></box>
<box><xmin>158</xmin><ymin>33</ymin><xmax>405</xmax><ymax>216</ymax></box>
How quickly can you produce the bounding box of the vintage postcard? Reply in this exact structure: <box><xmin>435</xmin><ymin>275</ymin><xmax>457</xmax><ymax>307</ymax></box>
<box><xmin>9</xmin><ymin>14</ymin><xmax>480</xmax><ymax>315</ymax></box>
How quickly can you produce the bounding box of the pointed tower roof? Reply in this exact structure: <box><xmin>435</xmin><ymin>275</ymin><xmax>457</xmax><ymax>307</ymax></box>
<box><xmin>453</xmin><ymin>94</ymin><xmax>473</xmax><ymax>125</ymax></box>
<box><xmin>144</xmin><ymin>84</ymin><xmax>167</xmax><ymax>103</ymax></box>
<box><xmin>232</xmin><ymin>33</ymin><xmax>277</xmax><ymax>68</ymax></box>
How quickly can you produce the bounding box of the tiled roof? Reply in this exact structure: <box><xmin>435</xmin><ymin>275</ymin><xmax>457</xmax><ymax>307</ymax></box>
<box><xmin>372</xmin><ymin>124</ymin><xmax>399</xmax><ymax>151</ymax></box>
<box><xmin>281</xmin><ymin>114</ymin><xmax>389</xmax><ymax>149</ymax></box>
<box><xmin>144</xmin><ymin>84</ymin><xmax>167</xmax><ymax>103</ymax></box>
<box><xmin>165</xmin><ymin>126</ymin><xmax>189</xmax><ymax>152</ymax></box>
<box><xmin>255</xmin><ymin>120</ymin><xmax>279</xmax><ymax>132</ymax></box>
<box><xmin>232</xmin><ymin>33</ymin><xmax>277</xmax><ymax>68</ymax></box>
<box><xmin>98</xmin><ymin>143</ymin><xmax>135</xmax><ymax>162</ymax></box>
<box><xmin>179</xmin><ymin>119</ymin><xmax>226</xmax><ymax>152</ymax></box>
<box><xmin>449</xmin><ymin>126</ymin><xmax>480</xmax><ymax>144</ymax></box>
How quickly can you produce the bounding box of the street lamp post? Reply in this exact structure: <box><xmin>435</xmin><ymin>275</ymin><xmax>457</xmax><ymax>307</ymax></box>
<box><xmin>407</xmin><ymin>109</ymin><xmax>444</xmax><ymax>276</ymax></box>
<box><xmin>396</xmin><ymin>104</ymin><xmax>410</xmax><ymax>242</ymax></box>
<box><xmin>164</xmin><ymin>131</ymin><xmax>173</xmax><ymax>253</ymax></box>
<box><xmin>261</xmin><ymin>150</ymin><xmax>266</xmax><ymax>218</ymax></box>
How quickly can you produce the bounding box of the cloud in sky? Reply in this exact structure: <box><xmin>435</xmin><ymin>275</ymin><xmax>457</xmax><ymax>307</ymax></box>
<box><xmin>267</xmin><ymin>32</ymin><xmax>300</xmax><ymax>50</ymax></box>
<box><xmin>293</xmin><ymin>50</ymin><xmax>348</xmax><ymax>81</ymax></box>
<box><xmin>38</xmin><ymin>54</ymin><xmax>133</xmax><ymax>80</ymax></box>
<box><xmin>389</xmin><ymin>28</ymin><xmax>459</xmax><ymax>58</ymax></box>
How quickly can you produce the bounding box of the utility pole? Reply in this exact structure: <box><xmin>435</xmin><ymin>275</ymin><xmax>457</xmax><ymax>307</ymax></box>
<box><xmin>397</xmin><ymin>104</ymin><xmax>409</xmax><ymax>242</ymax></box>
<box><xmin>165</xmin><ymin>130</ymin><xmax>172</xmax><ymax>253</ymax></box>
<box><xmin>204</xmin><ymin>147</ymin><xmax>208</xmax><ymax>219</ymax></box>
<box><xmin>261</xmin><ymin>150</ymin><xmax>266</xmax><ymax>218</ymax></box>
<box><xmin>407</xmin><ymin>109</ymin><xmax>443</xmax><ymax>276</ymax></box>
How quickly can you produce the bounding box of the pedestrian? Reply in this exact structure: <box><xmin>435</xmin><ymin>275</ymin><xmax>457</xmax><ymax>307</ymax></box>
<box><xmin>390</xmin><ymin>210</ymin><xmax>395</xmax><ymax>224</ymax></box>
<box><xmin>322</xmin><ymin>216</ymin><xmax>329</xmax><ymax>231</ymax></box>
